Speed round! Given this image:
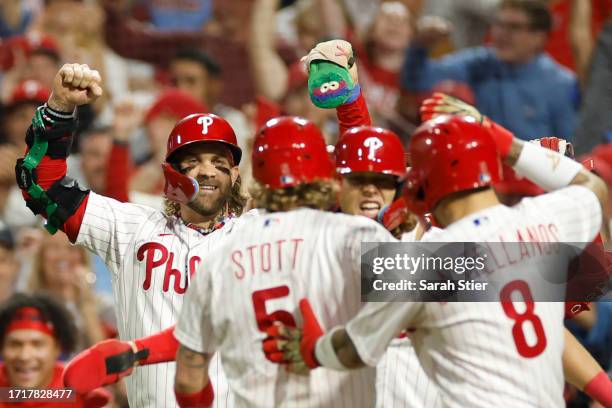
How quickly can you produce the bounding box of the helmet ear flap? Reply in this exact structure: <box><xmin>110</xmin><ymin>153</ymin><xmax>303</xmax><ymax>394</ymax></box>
<box><xmin>402</xmin><ymin>170</ymin><xmax>428</xmax><ymax>217</ymax></box>
<box><xmin>162</xmin><ymin>163</ymin><xmax>199</xmax><ymax>204</ymax></box>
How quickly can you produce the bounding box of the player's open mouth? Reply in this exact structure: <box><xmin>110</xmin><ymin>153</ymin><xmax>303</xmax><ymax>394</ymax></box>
<box><xmin>359</xmin><ymin>201</ymin><xmax>381</xmax><ymax>218</ymax></box>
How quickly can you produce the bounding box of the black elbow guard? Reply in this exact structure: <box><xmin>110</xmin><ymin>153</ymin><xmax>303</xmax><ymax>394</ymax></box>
<box><xmin>16</xmin><ymin>159</ymin><xmax>89</xmax><ymax>233</ymax></box>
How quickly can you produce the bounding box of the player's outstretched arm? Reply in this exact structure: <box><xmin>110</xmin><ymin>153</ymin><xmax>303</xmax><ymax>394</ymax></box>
<box><xmin>63</xmin><ymin>326</ymin><xmax>179</xmax><ymax>393</ymax></box>
<box><xmin>562</xmin><ymin>328</ymin><xmax>612</xmax><ymax>407</ymax></box>
<box><xmin>174</xmin><ymin>345</ymin><xmax>214</xmax><ymax>408</ymax></box>
<box><xmin>15</xmin><ymin>63</ymin><xmax>103</xmax><ymax>241</ymax></box>
<box><xmin>420</xmin><ymin>93</ymin><xmax>608</xmax><ymax>209</ymax></box>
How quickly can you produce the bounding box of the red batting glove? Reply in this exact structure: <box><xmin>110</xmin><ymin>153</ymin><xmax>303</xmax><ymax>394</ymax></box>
<box><xmin>584</xmin><ymin>371</ymin><xmax>612</xmax><ymax>408</ymax></box>
<box><xmin>262</xmin><ymin>299</ymin><xmax>325</xmax><ymax>369</ymax></box>
<box><xmin>378</xmin><ymin>198</ymin><xmax>409</xmax><ymax>232</ymax></box>
<box><xmin>298</xmin><ymin>299</ymin><xmax>324</xmax><ymax>369</ymax></box>
<box><xmin>532</xmin><ymin>136</ymin><xmax>574</xmax><ymax>158</ymax></box>
<box><xmin>419</xmin><ymin>92</ymin><xmax>514</xmax><ymax>158</ymax></box>
<box><xmin>175</xmin><ymin>382</ymin><xmax>214</xmax><ymax>408</ymax></box>
<box><xmin>63</xmin><ymin>339</ymin><xmax>148</xmax><ymax>393</ymax></box>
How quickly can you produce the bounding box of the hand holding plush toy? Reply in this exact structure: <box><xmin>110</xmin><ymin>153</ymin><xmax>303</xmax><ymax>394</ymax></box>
<box><xmin>302</xmin><ymin>40</ymin><xmax>360</xmax><ymax>109</ymax></box>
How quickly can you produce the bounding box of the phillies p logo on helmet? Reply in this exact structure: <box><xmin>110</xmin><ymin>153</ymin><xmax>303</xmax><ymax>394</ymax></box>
<box><xmin>197</xmin><ymin>116</ymin><xmax>215</xmax><ymax>134</ymax></box>
<box><xmin>364</xmin><ymin>137</ymin><xmax>383</xmax><ymax>160</ymax></box>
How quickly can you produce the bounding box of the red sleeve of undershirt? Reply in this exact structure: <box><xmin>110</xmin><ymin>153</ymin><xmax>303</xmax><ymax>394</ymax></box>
<box><xmin>134</xmin><ymin>326</ymin><xmax>179</xmax><ymax>365</ymax></box>
<box><xmin>104</xmin><ymin>143</ymin><xmax>132</xmax><ymax>203</ymax></box>
<box><xmin>336</xmin><ymin>92</ymin><xmax>372</xmax><ymax>137</ymax></box>
<box><xmin>20</xmin><ymin>153</ymin><xmax>89</xmax><ymax>243</ymax></box>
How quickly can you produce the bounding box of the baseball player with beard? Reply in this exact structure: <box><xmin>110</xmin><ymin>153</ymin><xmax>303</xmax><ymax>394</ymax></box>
<box><xmin>265</xmin><ymin>110</ymin><xmax>608</xmax><ymax>407</ymax></box>
<box><xmin>14</xmin><ymin>63</ymin><xmax>250</xmax><ymax>407</ymax></box>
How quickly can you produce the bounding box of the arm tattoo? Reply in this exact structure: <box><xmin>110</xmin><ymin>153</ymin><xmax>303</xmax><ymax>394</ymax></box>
<box><xmin>177</xmin><ymin>345</ymin><xmax>207</xmax><ymax>368</ymax></box>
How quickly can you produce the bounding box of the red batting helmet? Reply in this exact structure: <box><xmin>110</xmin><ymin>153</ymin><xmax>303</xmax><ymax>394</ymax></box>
<box><xmin>335</xmin><ymin>126</ymin><xmax>406</xmax><ymax>176</ymax></box>
<box><xmin>252</xmin><ymin>116</ymin><xmax>334</xmax><ymax>189</ymax></box>
<box><xmin>403</xmin><ymin>115</ymin><xmax>501</xmax><ymax>216</ymax></box>
<box><xmin>163</xmin><ymin>113</ymin><xmax>241</xmax><ymax>203</ymax></box>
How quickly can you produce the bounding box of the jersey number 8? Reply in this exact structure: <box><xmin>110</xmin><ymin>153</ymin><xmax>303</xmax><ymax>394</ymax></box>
<box><xmin>500</xmin><ymin>280</ymin><xmax>547</xmax><ymax>358</ymax></box>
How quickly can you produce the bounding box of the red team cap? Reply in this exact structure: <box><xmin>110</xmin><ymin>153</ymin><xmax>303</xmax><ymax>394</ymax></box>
<box><xmin>163</xmin><ymin>113</ymin><xmax>241</xmax><ymax>203</ymax></box>
<box><xmin>403</xmin><ymin>114</ymin><xmax>501</xmax><ymax>216</ymax></box>
<box><xmin>252</xmin><ymin>116</ymin><xmax>334</xmax><ymax>189</ymax></box>
<box><xmin>335</xmin><ymin>126</ymin><xmax>406</xmax><ymax>176</ymax></box>
<box><xmin>7</xmin><ymin>80</ymin><xmax>51</xmax><ymax>107</ymax></box>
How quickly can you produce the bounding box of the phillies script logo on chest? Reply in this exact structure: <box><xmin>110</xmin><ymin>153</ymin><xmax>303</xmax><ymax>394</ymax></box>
<box><xmin>137</xmin><ymin>242</ymin><xmax>201</xmax><ymax>294</ymax></box>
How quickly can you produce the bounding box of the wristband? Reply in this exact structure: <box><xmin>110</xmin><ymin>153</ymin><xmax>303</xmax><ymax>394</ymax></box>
<box><xmin>584</xmin><ymin>371</ymin><xmax>612</xmax><ymax>407</ymax></box>
<box><xmin>487</xmin><ymin>121</ymin><xmax>514</xmax><ymax>158</ymax></box>
<box><xmin>314</xmin><ymin>327</ymin><xmax>348</xmax><ymax>371</ymax></box>
<box><xmin>175</xmin><ymin>382</ymin><xmax>214</xmax><ymax>408</ymax></box>
<box><xmin>513</xmin><ymin>141</ymin><xmax>583</xmax><ymax>192</ymax></box>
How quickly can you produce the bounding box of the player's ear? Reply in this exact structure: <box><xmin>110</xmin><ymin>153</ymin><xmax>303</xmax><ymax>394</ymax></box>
<box><xmin>230</xmin><ymin>166</ymin><xmax>239</xmax><ymax>186</ymax></box>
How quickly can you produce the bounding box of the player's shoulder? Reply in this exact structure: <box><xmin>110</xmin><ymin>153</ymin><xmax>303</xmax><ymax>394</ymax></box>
<box><xmin>514</xmin><ymin>185</ymin><xmax>597</xmax><ymax>214</ymax></box>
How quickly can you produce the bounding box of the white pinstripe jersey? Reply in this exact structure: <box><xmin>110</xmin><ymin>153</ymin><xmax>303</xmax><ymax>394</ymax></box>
<box><xmin>375</xmin><ymin>227</ymin><xmax>442</xmax><ymax>408</ymax></box>
<box><xmin>75</xmin><ymin>192</ymin><xmax>254</xmax><ymax>407</ymax></box>
<box><xmin>347</xmin><ymin>186</ymin><xmax>602</xmax><ymax>408</ymax></box>
<box><xmin>175</xmin><ymin>208</ymin><xmax>395</xmax><ymax>407</ymax></box>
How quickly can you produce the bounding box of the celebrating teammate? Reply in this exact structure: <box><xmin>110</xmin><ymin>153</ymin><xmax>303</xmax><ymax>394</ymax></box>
<box><xmin>172</xmin><ymin>116</ymin><xmax>396</xmax><ymax>407</ymax></box>
<box><xmin>15</xmin><ymin>63</ymin><xmax>248</xmax><ymax>407</ymax></box>
<box><xmin>265</xmin><ymin>112</ymin><xmax>608</xmax><ymax>407</ymax></box>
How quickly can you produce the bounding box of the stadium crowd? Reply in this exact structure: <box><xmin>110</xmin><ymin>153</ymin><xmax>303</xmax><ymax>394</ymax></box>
<box><xmin>0</xmin><ymin>0</ymin><xmax>610</xmax><ymax>407</ymax></box>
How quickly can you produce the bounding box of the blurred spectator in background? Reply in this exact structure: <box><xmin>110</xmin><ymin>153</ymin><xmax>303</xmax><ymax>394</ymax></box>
<box><xmin>77</xmin><ymin>127</ymin><xmax>114</xmax><ymax>194</ymax></box>
<box><xmin>0</xmin><ymin>225</ymin><xmax>18</xmax><ymax>304</ymax></box>
<box><xmin>0</xmin><ymin>34</ymin><xmax>61</xmax><ymax>95</ymax></box>
<box><xmin>0</xmin><ymin>0</ymin><xmax>38</xmax><ymax>38</ymax></box>
<box><xmin>1</xmin><ymin>80</ymin><xmax>50</xmax><ymax>149</ymax></box>
<box><xmin>572</xmin><ymin>0</ymin><xmax>612</xmax><ymax>155</ymax></box>
<box><xmin>402</xmin><ymin>0</ymin><xmax>577</xmax><ymax>140</ymax></box>
<box><xmin>170</xmin><ymin>49</ymin><xmax>250</xmax><ymax>147</ymax></box>
<box><xmin>132</xmin><ymin>0</ymin><xmax>213</xmax><ymax>32</ymax></box>
<box><xmin>422</xmin><ymin>0</ymin><xmax>501</xmax><ymax>49</ymax></box>
<box><xmin>0</xmin><ymin>80</ymin><xmax>48</xmax><ymax>232</ymax></box>
<box><xmin>317</xmin><ymin>1</ymin><xmax>413</xmax><ymax>125</ymax></box>
<box><xmin>27</xmin><ymin>233</ymin><xmax>116</xmax><ymax>350</ymax></box>
<box><xmin>249</xmin><ymin>0</ymin><xmax>334</xmax><ymax>147</ymax></box>
<box><xmin>0</xmin><ymin>293</ymin><xmax>110</xmax><ymax>407</ymax></box>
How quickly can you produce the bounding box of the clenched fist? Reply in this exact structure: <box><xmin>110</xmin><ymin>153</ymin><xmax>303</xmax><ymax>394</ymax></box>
<box><xmin>47</xmin><ymin>63</ymin><xmax>103</xmax><ymax>112</ymax></box>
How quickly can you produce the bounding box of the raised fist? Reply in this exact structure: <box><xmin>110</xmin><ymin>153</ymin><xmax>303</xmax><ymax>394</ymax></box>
<box><xmin>48</xmin><ymin>63</ymin><xmax>103</xmax><ymax>112</ymax></box>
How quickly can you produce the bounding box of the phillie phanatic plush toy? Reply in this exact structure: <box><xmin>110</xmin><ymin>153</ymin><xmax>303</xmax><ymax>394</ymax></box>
<box><xmin>302</xmin><ymin>39</ymin><xmax>360</xmax><ymax>109</ymax></box>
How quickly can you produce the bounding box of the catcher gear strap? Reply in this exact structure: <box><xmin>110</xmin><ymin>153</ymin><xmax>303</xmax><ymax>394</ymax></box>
<box><xmin>106</xmin><ymin>347</ymin><xmax>150</xmax><ymax>374</ymax></box>
<box><xmin>16</xmin><ymin>108</ymin><xmax>85</xmax><ymax>234</ymax></box>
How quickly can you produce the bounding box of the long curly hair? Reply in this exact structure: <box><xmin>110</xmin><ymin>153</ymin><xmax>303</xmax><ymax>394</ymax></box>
<box><xmin>250</xmin><ymin>180</ymin><xmax>340</xmax><ymax>212</ymax></box>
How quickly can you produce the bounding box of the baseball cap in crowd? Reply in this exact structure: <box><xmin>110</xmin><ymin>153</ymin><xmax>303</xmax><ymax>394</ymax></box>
<box><xmin>286</xmin><ymin>62</ymin><xmax>309</xmax><ymax>95</ymax></box>
<box><xmin>0</xmin><ymin>34</ymin><xmax>60</xmax><ymax>71</ymax></box>
<box><xmin>7</xmin><ymin>80</ymin><xmax>51</xmax><ymax>108</ymax></box>
<box><xmin>144</xmin><ymin>88</ymin><xmax>209</xmax><ymax>124</ymax></box>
